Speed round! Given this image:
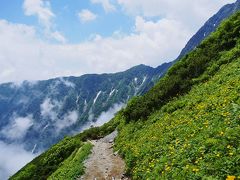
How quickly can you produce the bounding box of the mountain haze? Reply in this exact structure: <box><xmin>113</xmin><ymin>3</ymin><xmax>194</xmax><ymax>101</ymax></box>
<box><xmin>0</xmin><ymin>63</ymin><xmax>171</xmax><ymax>152</ymax></box>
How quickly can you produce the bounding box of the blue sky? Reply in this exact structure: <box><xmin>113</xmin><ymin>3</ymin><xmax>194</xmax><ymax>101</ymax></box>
<box><xmin>0</xmin><ymin>0</ymin><xmax>134</xmax><ymax>43</ymax></box>
<box><xmin>0</xmin><ymin>0</ymin><xmax>236</xmax><ymax>83</ymax></box>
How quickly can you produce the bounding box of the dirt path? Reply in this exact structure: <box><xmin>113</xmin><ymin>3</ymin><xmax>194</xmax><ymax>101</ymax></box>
<box><xmin>79</xmin><ymin>130</ymin><xmax>128</xmax><ymax>180</ymax></box>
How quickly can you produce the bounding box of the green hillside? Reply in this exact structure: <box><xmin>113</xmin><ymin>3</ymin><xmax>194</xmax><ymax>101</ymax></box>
<box><xmin>10</xmin><ymin>118</ymin><xmax>119</xmax><ymax>180</ymax></box>
<box><xmin>116</xmin><ymin>53</ymin><xmax>240</xmax><ymax>179</ymax></box>
<box><xmin>9</xmin><ymin>136</ymin><xmax>90</xmax><ymax>180</ymax></box>
<box><xmin>115</xmin><ymin>11</ymin><xmax>240</xmax><ymax>179</ymax></box>
<box><xmin>11</xmin><ymin>11</ymin><xmax>240</xmax><ymax>180</ymax></box>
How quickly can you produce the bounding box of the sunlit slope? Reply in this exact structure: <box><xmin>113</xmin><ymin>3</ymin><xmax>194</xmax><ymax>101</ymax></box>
<box><xmin>116</xmin><ymin>57</ymin><xmax>240</xmax><ymax>179</ymax></box>
<box><xmin>115</xmin><ymin>12</ymin><xmax>240</xmax><ymax>179</ymax></box>
<box><xmin>10</xmin><ymin>119</ymin><xmax>118</xmax><ymax>180</ymax></box>
<box><xmin>10</xmin><ymin>136</ymin><xmax>92</xmax><ymax>180</ymax></box>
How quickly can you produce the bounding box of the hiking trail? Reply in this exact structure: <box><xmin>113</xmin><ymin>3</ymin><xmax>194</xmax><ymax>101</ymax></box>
<box><xmin>79</xmin><ymin>130</ymin><xmax>128</xmax><ymax>180</ymax></box>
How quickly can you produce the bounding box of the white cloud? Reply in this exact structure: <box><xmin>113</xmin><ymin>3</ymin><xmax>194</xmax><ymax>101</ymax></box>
<box><xmin>49</xmin><ymin>31</ymin><xmax>67</xmax><ymax>43</ymax></box>
<box><xmin>23</xmin><ymin>0</ymin><xmax>66</xmax><ymax>42</ymax></box>
<box><xmin>55</xmin><ymin>111</ymin><xmax>78</xmax><ymax>132</ymax></box>
<box><xmin>40</xmin><ymin>98</ymin><xmax>78</xmax><ymax>132</ymax></box>
<box><xmin>1</xmin><ymin>115</ymin><xmax>34</xmax><ymax>140</ymax></box>
<box><xmin>91</xmin><ymin>0</ymin><xmax>116</xmax><ymax>12</ymax></box>
<box><xmin>78</xmin><ymin>9</ymin><xmax>97</xmax><ymax>23</ymax></box>
<box><xmin>0</xmin><ymin>18</ymin><xmax>190</xmax><ymax>83</ymax></box>
<box><xmin>40</xmin><ymin>98</ymin><xmax>58</xmax><ymax>120</ymax></box>
<box><xmin>80</xmin><ymin>103</ymin><xmax>124</xmax><ymax>131</ymax></box>
<box><xmin>117</xmin><ymin>0</ymin><xmax>236</xmax><ymax>30</ymax></box>
<box><xmin>94</xmin><ymin>103</ymin><xmax>124</xmax><ymax>126</ymax></box>
<box><xmin>0</xmin><ymin>1</ymin><xmax>236</xmax><ymax>83</ymax></box>
<box><xmin>0</xmin><ymin>141</ymin><xmax>36</xmax><ymax>180</ymax></box>
<box><xmin>59</xmin><ymin>78</ymin><xmax>75</xmax><ymax>88</ymax></box>
<box><xmin>23</xmin><ymin>0</ymin><xmax>54</xmax><ymax>30</ymax></box>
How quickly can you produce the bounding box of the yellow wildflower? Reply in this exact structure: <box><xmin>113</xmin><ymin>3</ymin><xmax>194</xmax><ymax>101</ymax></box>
<box><xmin>192</xmin><ymin>168</ymin><xmax>199</xmax><ymax>172</ymax></box>
<box><xmin>165</xmin><ymin>166</ymin><xmax>171</xmax><ymax>171</ymax></box>
<box><xmin>226</xmin><ymin>176</ymin><xmax>236</xmax><ymax>180</ymax></box>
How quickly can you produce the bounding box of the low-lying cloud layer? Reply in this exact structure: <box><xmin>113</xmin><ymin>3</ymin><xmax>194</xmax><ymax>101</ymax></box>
<box><xmin>40</xmin><ymin>97</ymin><xmax>79</xmax><ymax>132</ymax></box>
<box><xmin>0</xmin><ymin>141</ymin><xmax>36</xmax><ymax>180</ymax></box>
<box><xmin>94</xmin><ymin>103</ymin><xmax>124</xmax><ymax>126</ymax></box>
<box><xmin>1</xmin><ymin>114</ymin><xmax>33</xmax><ymax>141</ymax></box>
<box><xmin>82</xmin><ymin>103</ymin><xmax>124</xmax><ymax>131</ymax></box>
<box><xmin>55</xmin><ymin>110</ymin><xmax>78</xmax><ymax>132</ymax></box>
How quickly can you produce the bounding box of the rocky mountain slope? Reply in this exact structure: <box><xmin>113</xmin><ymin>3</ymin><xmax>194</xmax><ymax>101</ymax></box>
<box><xmin>0</xmin><ymin>63</ymin><xmax>171</xmax><ymax>152</ymax></box>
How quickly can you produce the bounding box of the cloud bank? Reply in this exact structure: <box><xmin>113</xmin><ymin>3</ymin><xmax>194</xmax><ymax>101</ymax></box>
<box><xmin>82</xmin><ymin>103</ymin><xmax>124</xmax><ymax>131</ymax></box>
<box><xmin>0</xmin><ymin>141</ymin><xmax>36</xmax><ymax>180</ymax></box>
<box><xmin>0</xmin><ymin>17</ymin><xmax>190</xmax><ymax>83</ymax></box>
<box><xmin>40</xmin><ymin>98</ymin><xmax>79</xmax><ymax>132</ymax></box>
<box><xmin>1</xmin><ymin>114</ymin><xmax>33</xmax><ymax>140</ymax></box>
<box><xmin>94</xmin><ymin>103</ymin><xmax>124</xmax><ymax>126</ymax></box>
<box><xmin>0</xmin><ymin>0</ymin><xmax>235</xmax><ymax>83</ymax></box>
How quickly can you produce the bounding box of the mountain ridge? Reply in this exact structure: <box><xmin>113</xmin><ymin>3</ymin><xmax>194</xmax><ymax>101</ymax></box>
<box><xmin>177</xmin><ymin>0</ymin><xmax>240</xmax><ymax>60</ymax></box>
<box><xmin>0</xmin><ymin>63</ymin><xmax>170</xmax><ymax>153</ymax></box>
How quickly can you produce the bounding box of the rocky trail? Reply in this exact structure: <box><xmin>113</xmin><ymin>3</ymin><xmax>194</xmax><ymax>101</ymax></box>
<box><xmin>79</xmin><ymin>131</ymin><xmax>128</xmax><ymax>180</ymax></box>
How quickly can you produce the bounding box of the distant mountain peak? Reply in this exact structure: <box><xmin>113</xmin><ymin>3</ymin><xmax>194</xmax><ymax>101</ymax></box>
<box><xmin>176</xmin><ymin>0</ymin><xmax>240</xmax><ymax>60</ymax></box>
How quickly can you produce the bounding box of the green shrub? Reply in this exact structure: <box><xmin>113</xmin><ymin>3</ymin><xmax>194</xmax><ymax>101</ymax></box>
<box><xmin>48</xmin><ymin>143</ymin><xmax>93</xmax><ymax>180</ymax></box>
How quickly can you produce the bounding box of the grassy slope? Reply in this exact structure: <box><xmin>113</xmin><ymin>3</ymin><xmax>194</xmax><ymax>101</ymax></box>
<box><xmin>48</xmin><ymin>142</ymin><xmax>93</xmax><ymax>180</ymax></box>
<box><xmin>10</xmin><ymin>116</ymin><xmax>120</xmax><ymax>180</ymax></box>
<box><xmin>10</xmin><ymin>136</ymin><xmax>83</xmax><ymax>180</ymax></box>
<box><xmin>114</xmin><ymin>12</ymin><xmax>240</xmax><ymax>179</ymax></box>
<box><xmin>115</xmin><ymin>57</ymin><xmax>240</xmax><ymax>179</ymax></box>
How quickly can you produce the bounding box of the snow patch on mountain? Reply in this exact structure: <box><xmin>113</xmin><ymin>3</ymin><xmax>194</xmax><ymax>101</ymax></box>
<box><xmin>109</xmin><ymin>89</ymin><xmax>116</xmax><ymax>97</ymax></box>
<box><xmin>93</xmin><ymin>91</ymin><xmax>102</xmax><ymax>104</ymax></box>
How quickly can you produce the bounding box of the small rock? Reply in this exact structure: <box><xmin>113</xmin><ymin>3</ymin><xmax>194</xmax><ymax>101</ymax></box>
<box><xmin>109</xmin><ymin>139</ymin><xmax>114</xmax><ymax>143</ymax></box>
